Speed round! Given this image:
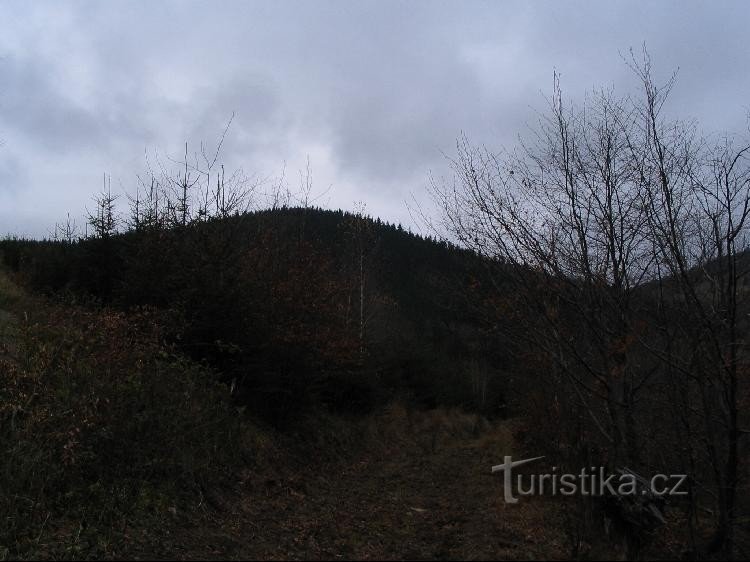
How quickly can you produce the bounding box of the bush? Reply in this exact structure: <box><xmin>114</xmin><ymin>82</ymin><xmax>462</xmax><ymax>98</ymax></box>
<box><xmin>0</xmin><ymin>296</ymin><xmax>246</xmax><ymax>558</ymax></box>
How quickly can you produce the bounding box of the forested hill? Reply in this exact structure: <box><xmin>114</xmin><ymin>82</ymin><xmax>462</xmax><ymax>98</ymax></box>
<box><xmin>0</xmin><ymin>207</ymin><xmax>510</xmax><ymax>423</ymax></box>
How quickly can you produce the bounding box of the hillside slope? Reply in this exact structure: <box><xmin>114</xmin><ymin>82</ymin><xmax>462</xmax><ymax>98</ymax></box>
<box><xmin>0</xmin><ymin>208</ymin><xmax>511</xmax><ymax>421</ymax></box>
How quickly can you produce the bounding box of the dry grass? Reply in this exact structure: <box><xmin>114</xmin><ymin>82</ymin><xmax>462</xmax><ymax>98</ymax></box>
<box><xmin>128</xmin><ymin>404</ymin><xmax>568</xmax><ymax>561</ymax></box>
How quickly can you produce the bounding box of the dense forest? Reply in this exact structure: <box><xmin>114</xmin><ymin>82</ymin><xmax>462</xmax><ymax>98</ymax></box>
<box><xmin>1</xmin><ymin>206</ymin><xmax>510</xmax><ymax>421</ymax></box>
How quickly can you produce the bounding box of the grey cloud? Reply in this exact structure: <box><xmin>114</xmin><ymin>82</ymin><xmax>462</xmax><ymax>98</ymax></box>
<box><xmin>0</xmin><ymin>55</ymin><xmax>107</xmax><ymax>152</ymax></box>
<box><xmin>0</xmin><ymin>52</ymin><xmax>157</xmax><ymax>157</ymax></box>
<box><xmin>0</xmin><ymin>150</ymin><xmax>24</xmax><ymax>194</ymax></box>
<box><xmin>185</xmin><ymin>74</ymin><xmax>288</xmax><ymax>162</ymax></box>
<box><xmin>1</xmin><ymin>1</ymin><xmax>750</xmax><ymax>236</ymax></box>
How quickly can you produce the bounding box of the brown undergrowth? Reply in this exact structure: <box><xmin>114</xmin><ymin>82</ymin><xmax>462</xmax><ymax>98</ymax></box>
<box><xmin>1</xmin><ymin>270</ymin><xmax>686</xmax><ymax>560</ymax></box>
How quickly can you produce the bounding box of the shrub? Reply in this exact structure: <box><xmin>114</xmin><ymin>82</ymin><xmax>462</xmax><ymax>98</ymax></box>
<box><xmin>0</xmin><ymin>297</ymin><xmax>245</xmax><ymax>558</ymax></box>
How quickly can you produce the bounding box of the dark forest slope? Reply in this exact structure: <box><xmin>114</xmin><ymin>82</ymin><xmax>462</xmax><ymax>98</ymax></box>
<box><xmin>0</xmin><ymin>208</ymin><xmax>512</xmax><ymax>422</ymax></box>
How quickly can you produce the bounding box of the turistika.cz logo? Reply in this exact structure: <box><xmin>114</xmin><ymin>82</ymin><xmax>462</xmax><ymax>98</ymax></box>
<box><xmin>491</xmin><ymin>456</ymin><xmax>688</xmax><ymax>504</ymax></box>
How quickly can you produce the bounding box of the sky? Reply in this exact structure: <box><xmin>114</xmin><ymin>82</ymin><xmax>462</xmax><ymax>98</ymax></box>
<box><xmin>1</xmin><ymin>0</ymin><xmax>749</xmax><ymax>237</ymax></box>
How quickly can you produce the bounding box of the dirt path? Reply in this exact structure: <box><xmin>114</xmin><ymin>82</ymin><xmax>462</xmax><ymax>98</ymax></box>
<box><xmin>243</xmin><ymin>440</ymin><xmax>561</xmax><ymax>560</ymax></box>
<box><xmin>139</xmin><ymin>417</ymin><xmax>566</xmax><ymax>561</ymax></box>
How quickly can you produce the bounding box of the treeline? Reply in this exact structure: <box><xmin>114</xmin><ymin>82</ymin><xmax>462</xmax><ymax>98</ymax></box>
<box><xmin>1</xmin><ymin>192</ymin><xmax>509</xmax><ymax>424</ymax></box>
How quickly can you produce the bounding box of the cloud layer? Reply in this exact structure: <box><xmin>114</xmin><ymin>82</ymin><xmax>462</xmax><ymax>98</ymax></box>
<box><xmin>1</xmin><ymin>1</ymin><xmax>749</xmax><ymax>236</ymax></box>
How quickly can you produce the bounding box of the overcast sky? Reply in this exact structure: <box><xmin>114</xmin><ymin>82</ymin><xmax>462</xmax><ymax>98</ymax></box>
<box><xmin>1</xmin><ymin>1</ymin><xmax>749</xmax><ymax>237</ymax></box>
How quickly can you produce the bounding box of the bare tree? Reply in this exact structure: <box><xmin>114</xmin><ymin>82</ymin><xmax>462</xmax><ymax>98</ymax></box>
<box><xmin>52</xmin><ymin>213</ymin><xmax>78</xmax><ymax>244</ymax></box>
<box><xmin>87</xmin><ymin>174</ymin><xmax>119</xmax><ymax>239</ymax></box>
<box><xmin>432</xmin><ymin>50</ymin><xmax>749</xmax><ymax>558</ymax></box>
<box><xmin>629</xmin><ymin>51</ymin><xmax>750</xmax><ymax>557</ymax></box>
